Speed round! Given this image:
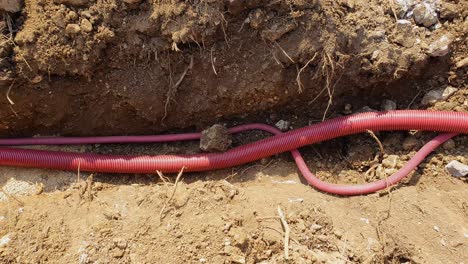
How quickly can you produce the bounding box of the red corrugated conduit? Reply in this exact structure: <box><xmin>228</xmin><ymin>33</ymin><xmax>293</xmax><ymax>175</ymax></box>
<box><xmin>0</xmin><ymin>110</ymin><xmax>467</xmax><ymax>195</ymax></box>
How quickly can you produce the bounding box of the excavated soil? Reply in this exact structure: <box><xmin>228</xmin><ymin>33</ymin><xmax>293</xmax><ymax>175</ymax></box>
<box><xmin>0</xmin><ymin>0</ymin><xmax>467</xmax><ymax>263</ymax></box>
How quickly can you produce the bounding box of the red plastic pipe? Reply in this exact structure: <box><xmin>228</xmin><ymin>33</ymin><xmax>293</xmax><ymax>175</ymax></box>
<box><xmin>0</xmin><ymin>110</ymin><xmax>467</xmax><ymax>195</ymax></box>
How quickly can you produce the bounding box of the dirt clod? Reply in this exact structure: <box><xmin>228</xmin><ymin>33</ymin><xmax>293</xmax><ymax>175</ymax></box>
<box><xmin>0</xmin><ymin>0</ymin><xmax>22</xmax><ymax>12</ymax></box>
<box><xmin>65</xmin><ymin>23</ymin><xmax>81</xmax><ymax>35</ymax></box>
<box><xmin>80</xmin><ymin>18</ymin><xmax>92</xmax><ymax>33</ymax></box>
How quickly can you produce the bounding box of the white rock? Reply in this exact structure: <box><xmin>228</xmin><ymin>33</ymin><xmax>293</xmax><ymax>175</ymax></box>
<box><xmin>275</xmin><ymin>120</ymin><xmax>290</xmax><ymax>131</ymax></box>
<box><xmin>445</xmin><ymin>160</ymin><xmax>468</xmax><ymax>177</ymax></box>
<box><xmin>428</xmin><ymin>35</ymin><xmax>453</xmax><ymax>57</ymax></box>
<box><xmin>442</xmin><ymin>86</ymin><xmax>458</xmax><ymax>99</ymax></box>
<box><xmin>0</xmin><ymin>0</ymin><xmax>22</xmax><ymax>12</ymax></box>
<box><xmin>0</xmin><ymin>234</ymin><xmax>10</xmax><ymax>247</ymax></box>
<box><xmin>394</xmin><ymin>0</ymin><xmax>416</xmax><ymax>18</ymax></box>
<box><xmin>2</xmin><ymin>178</ymin><xmax>38</xmax><ymax>197</ymax></box>
<box><xmin>413</xmin><ymin>3</ymin><xmax>438</xmax><ymax>27</ymax></box>
<box><xmin>310</xmin><ymin>224</ymin><xmax>323</xmax><ymax>231</ymax></box>
<box><xmin>288</xmin><ymin>198</ymin><xmax>304</xmax><ymax>203</ymax></box>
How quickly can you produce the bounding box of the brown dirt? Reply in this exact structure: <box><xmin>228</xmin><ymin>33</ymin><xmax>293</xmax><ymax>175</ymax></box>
<box><xmin>0</xmin><ymin>0</ymin><xmax>467</xmax><ymax>263</ymax></box>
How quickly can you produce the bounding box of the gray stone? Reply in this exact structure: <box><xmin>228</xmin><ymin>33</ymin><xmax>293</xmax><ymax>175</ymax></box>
<box><xmin>445</xmin><ymin>160</ymin><xmax>468</xmax><ymax>177</ymax></box>
<box><xmin>381</xmin><ymin>99</ymin><xmax>397</xmax><ymax>111</ymax></box>
<box><xmin>421</xmin><ymin>89</ymin><xmax>442</xmax><ymax>105</ymax></box>
<box><xmin>428</xmin><ymin>35</ymin><xmax>453</xmax><ymax>57</ymax></box>
<box><xmin>413</xmin><ymin>3</ymin><xmax>438</xmax><ymax>27</ymax></box>
<box><xmin>394</xmin><ymin>0</ymin><xmax>416</xmax><ymax>18</ymax></box>
<box><xmin>0</xmin><ymin>0</ymin><xmax>22</xmax><ymax>12</ymax></box>
<box><xmin>200</xmin><ymin>124</ymin><xmax>232</xmax><ymax>152</ymax></box>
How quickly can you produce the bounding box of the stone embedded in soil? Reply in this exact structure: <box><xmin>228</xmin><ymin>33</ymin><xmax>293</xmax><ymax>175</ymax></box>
<box><xmin>428</xmin><ymin>34</ymin><xmax>453</xmax><ymax>57</ymax></box>
<box><xmin>439</xmin><ymin>2</ymin><xmax>458</xmax><ymax>20</ymax></box>
<box><xmin>1</xmin><ymin>178</ymin><xmax>38</xmax><ymax>200</ymax></box>
<box><xmin>275</xmin><ymin>120</ymin><xmax>290</xmax><ymax>132</ymax></box>
<box><xmin>0</xmin><ymin>233</ymin><xmax>11</xmax><ymax>247</ymax></box>
<box><xmin>394</xmin><ymin>20</ymin><xmax>415</xmax><ymax>48</ymax></box>
<box><xmin>356</xmin><ymin>106</ymin><xmax>378</xmax><ymax>113</ymax></box>
<box><xmin>123</xmin><ymin>0</ymin><xmax>142</xmax><ymax>3</ymax></box>
<box><xmin>393</xmin><ymin>0</ymin><xmax>416</xmax><ymax>18</ymax></box>
<box><xmin>442</xmin><ymin>86</ymin><xmax>458</xmax><ymax>99</ymax></box>
<box><xmin>445</xmin><ymin>160</ymin><xmax>468</xmax><ymax>177</ymax></box>
<box><xmin>442</xmin><ymin>139</ymin><xmax>455</xmax><ymax>150</ymax></box>
<box><xmin>65</xmin><ymin>24</ymin><xmax>81</xmax><ymax>35</ymax></box>
<box><xmin>80</xmin><ymin>18</ymin><xmax>93</xmax><ymax>33</ymax></box>
<box><xmin>66</xmin><ymin>11</ymin><xmax>78</xmax><ymax>21</ymax></box>
<box><xmin>381</xmin><ymin>99</ymin><xmax>397</xmax><ymax>111</ymax></box>
<box><xmin>200</xmin><ymin>124</ymin><xmax>232</xmax><ymax>152</ymax></box>
<box><xmin>421</xmin><ymin>86</ymin><xmax>457</xmax><ymax>105</ymax></box>
<box><xmin>421</xmin><ymin>89</ymin><xmax>443</xmax><ymax>105</ymax></box>
<box><xmin>0</xmin><ymin>0</ymin><xmax>22</xmax><ymax>12</ymax></box>
<box><xmin>413</xmin><ymin>3</ymin><xmax>438</xmax><ymax>27</ymax></box>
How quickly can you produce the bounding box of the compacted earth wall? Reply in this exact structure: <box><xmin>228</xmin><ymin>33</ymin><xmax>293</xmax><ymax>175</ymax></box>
<box><xmin>0</xmin><ymin>0</ymin><xmax>466</xmax><ymax>136</ymax></box>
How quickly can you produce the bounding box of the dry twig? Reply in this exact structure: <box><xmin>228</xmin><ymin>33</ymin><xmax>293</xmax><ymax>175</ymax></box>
<box><xmin>158</xmin><ymin>167</ymin><xmax>185</xmax><ymax>222</ymax></box>
<box><xmin>277</xmin><ymin>206</ymin><xmax>290</xmax><ymax>260</ymax></box>
<box><xmin>296</xmin><ymin>54</ymin><xmax>317</xmax><ymax>93</ymax></box>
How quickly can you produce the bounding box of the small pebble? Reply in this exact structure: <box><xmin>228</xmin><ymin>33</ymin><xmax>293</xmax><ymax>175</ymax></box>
<box><xmin>433</xmin><ymin>225</ymin><xmax>440</xmax><ymax>232</ymax></box>
<box><xmin>310</xmin><ymin>224</ymin><xmax>323</xmax><ymax>232</ymax></box>
<box><xmin>360</xmin><ymin>218</ymin><xmax>370</xmax><ymax>224</ymax></box>
<box><xmin>80</xmin><ymin>18</ymin><xmax>93</xmax><ymax>32</ymax></box>
<box><xmin>0</xmin><ymin>233</ymin><xmax>10</xmax><ymax>247</ymax></box>
<box><xmin>334</xmin><ymin>230</ymin><xmax>343</xmax><ymax>239</ymax></box>
<box><xmin>343</xmin><ymin>103</ymin><xmax>353</xmax><ymax>114</ymax></box>
<box><xmin>65</xmin><ymin>24</ymin><xmax>81</xmax><ymax>35</ymax></box>
<box><xmin>288</xmin><ymin>198</ymin><xmax>304</xmax><ymax>203</ymax></box>
<box><xmin>381</xmin><ymin>99</ymin><xmax>397</xmax><ymax>111</ymax></box>
<box><xmin>275</xmin><ymin>120</ymin><xmax>290</xmax><ymax>132</ymax></box>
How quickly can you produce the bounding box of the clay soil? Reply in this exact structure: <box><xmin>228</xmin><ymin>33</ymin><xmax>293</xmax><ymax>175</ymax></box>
<box><xmin>0</xmin><ymin>0</ymin><xmax>467</xmax><ymax>263</ymax></box>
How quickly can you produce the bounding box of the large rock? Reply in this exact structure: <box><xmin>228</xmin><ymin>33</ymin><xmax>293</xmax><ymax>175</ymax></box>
<box><xmin>0</xmin><ymin>0</ymin><xmax>22</xmax><ymax>12</ymax></box>
<box><xmin>200</xmin><ymin>124</ymin><xmax>232</xmax><ymax>152</ymax></box>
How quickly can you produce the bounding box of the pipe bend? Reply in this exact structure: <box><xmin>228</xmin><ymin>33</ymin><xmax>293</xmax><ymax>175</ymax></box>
<box><xmin>0</xmin><ymin>110</ymin><xmax>467</xmax><ymax>196</ymax></box>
